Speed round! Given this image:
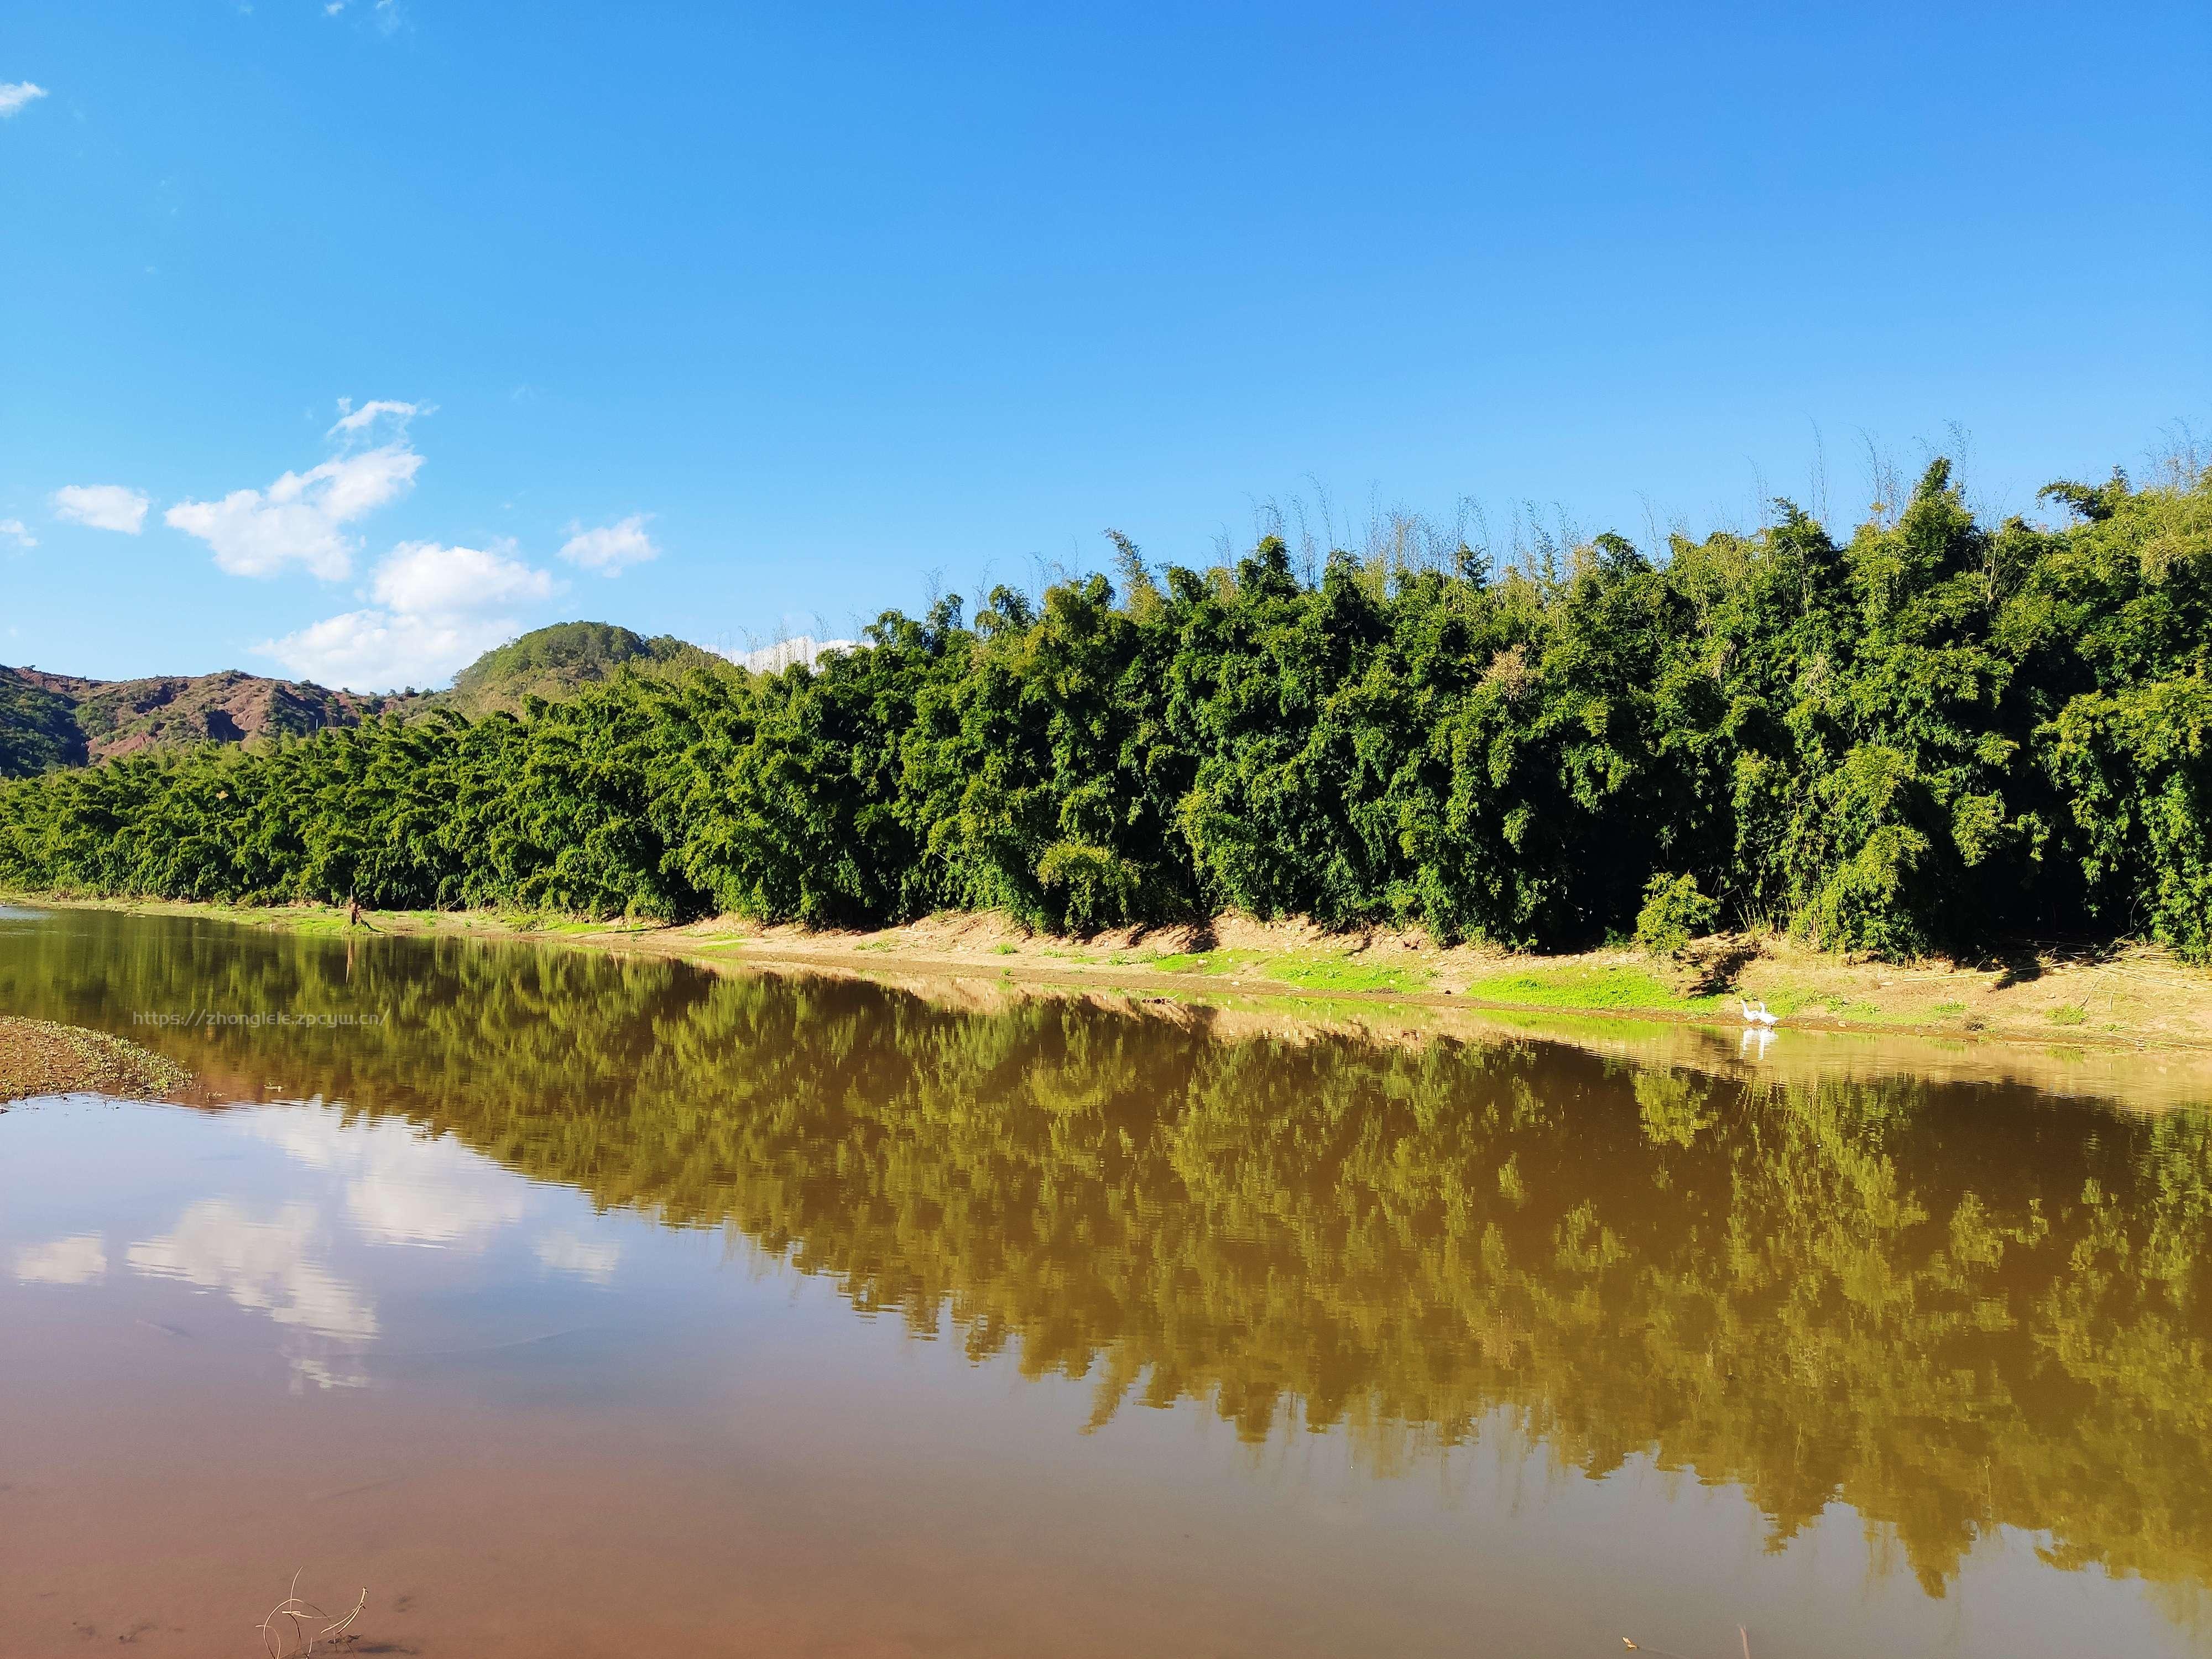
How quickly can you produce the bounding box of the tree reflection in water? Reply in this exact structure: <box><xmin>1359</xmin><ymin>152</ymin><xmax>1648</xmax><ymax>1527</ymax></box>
<box><xmin>4</xmin><ymin>907</ymin><xmax>2209</xmax><ymax>1603</ymax></box>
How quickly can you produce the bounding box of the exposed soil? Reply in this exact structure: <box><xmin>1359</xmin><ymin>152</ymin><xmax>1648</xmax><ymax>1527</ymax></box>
<box><xmin>0</xmin><ymin>1014</ymin><xmax>192</xmax><ymax>1104</ymax></box>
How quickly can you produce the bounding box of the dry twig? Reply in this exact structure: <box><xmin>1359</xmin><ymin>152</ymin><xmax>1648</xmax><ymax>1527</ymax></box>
<box><xmin>257</xmin><ymin>1571</ymin><xmax>366</xmax><ymax>1658</ymax></box>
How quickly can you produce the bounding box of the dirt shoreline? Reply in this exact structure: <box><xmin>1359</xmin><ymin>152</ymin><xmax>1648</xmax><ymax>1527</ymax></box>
<box><xmin>9</xmin><ymin>893</ymin><xmax>2212</xmax><ymax>1109</ymax></box>
<box><xmin>0</xmin><ymin>1014</ymin><xmax>193</xmax><ymax>1104</ymax></box>
<box><xmin>11</xmin><ymin>891</ymin><xmax>2212</xmax><ymax>1047</ymax></box>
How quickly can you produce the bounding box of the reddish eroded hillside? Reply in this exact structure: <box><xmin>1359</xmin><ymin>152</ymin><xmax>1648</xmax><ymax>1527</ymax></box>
<box><xmin>0</xmin><ymin>664</ymin><xmax>423</xmax><ymax>772</ymax></box>
<box><xmin>1</xmin><ymin>622</ymin><xmax>703</xmax><ymax>775</ymax></box>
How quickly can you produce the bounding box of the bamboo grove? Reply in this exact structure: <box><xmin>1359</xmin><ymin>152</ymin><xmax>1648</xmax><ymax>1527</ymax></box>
<box><xmin>3</xmin><ymin>456</ymin><xmax>2209</xmax><ymax>958</ymax></box>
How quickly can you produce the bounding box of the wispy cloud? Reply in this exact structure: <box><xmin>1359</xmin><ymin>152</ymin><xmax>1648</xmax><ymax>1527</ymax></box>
<box><xmin>0</xmin><ymin>518</ymin><xmax>35</xmax><ymax>550</ymax></box>
<box><xmin>559</xmin><ymin>513</ymin><xmax>659</xmax><ymax>576</ymax></box>
<box><xmin>166</xmin><ymin>400</ymin><xmax>422</xmax><ymax>580</ymax></box>
<box><xmin>329</xmin><ymin>397</ymin><xmax>421</xmax><ymax>435</ymax></box>
<box><xmin>324</xmin><ymin>1</ymin><xmax>405</xmax><ymax>32</ymax></box>
<box><xmin>0</xmin><ymin>82</ymin><xmax>48</xmax><ymax>118</ymax></box>
<box><xmin>53</xmin><ymin>483</ymin><xmax>150</xmax><ymax>534</ymax></box>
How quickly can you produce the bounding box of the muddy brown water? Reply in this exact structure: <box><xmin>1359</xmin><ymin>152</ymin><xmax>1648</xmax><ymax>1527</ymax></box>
<box><xmin>3</xmin><ymin>906</ymin><xmax>2209</xmax><ymax>1657</ymax></box>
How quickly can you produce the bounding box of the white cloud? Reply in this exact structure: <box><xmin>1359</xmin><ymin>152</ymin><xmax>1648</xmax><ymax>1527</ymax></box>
<box><xmin>559</xmin><ymin>513</ymin><xmax>659</xmax><ymax>576</ymax></box>
<box><xmin>14</xmin><ymin>1233</ymin><xmax>107</xmax><ymax>1286</ymax></box>
<box><xmin>372</xmin><ymin>539</ymin><xmax>554</xmax><ymax>615</ymax></box>
<box><xmin>330</xmin><ymin>397</ymin><xmax>420</xmax><ymax>435</ymax></box>
<box><xmin>165</xmin><ymin>401</ymin><xmax>423</xmax><ymax>580</ymax></box>
<box><xmin>726</xmin><ymin>635</ymin><xmax>857</xmax><ymax>674</ymax></box>
<box><xmin>52</xmin><ymin>483</ymin><xmax>150</xmax><ymax>534</ymax></box>
<box><xmin>0</xmin><ymin>83</ymin><xmax>48</xmax><ymax>118</ymax></box>
<box><xmin>259</xmin><ymin>607</ymin><xmax>519</xmax><ymax>691</ymax></box>
<box><xmin>259</xmin><ymin>536</ymin><xmax>558</xmax><ymax>689</ymax></box>
<box><xmin>0</xmin><ymin>518</ymin><xmax>35</xmax><ymax>550</ymax></box>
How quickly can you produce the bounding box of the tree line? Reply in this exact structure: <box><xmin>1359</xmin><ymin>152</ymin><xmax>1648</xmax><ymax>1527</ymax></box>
<box><xmin>2</xmin><ymin>453</ymin><xmax>2208</xmax><ymax>958</ymax></box>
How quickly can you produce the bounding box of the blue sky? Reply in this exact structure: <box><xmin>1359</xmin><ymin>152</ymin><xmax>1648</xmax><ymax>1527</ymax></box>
<box><xmin>3</xmin><ymin>2</ymin><xmax>2206</xmax><ymax>691</ymax></box>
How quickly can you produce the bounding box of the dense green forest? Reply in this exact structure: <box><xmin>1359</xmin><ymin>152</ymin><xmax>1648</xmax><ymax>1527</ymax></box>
<box><xmin>0</xmin><ymin>674</ymin><xmax>84</xmax><ymax>776</ymax></box>
<box><xmin>2</xmin><ymin>455</ymin><xmax>2208</xmax><ymax>958</ymax></box>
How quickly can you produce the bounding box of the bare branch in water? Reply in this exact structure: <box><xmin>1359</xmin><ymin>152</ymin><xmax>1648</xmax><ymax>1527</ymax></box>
<box><xmin>258</xmin><ymin>1572</ymin><xmax>367</xmax><ymax>1658</ymax></box>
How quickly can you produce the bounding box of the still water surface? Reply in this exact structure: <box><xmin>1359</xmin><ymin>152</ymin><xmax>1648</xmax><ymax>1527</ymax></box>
<box><xmin>3</xmin><ymin>907</ymin><xmax>2209</xmax><ymax>1656</ymax></box>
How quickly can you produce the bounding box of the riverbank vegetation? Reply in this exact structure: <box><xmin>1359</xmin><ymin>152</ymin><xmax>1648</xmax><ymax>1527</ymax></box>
<box><xmin>2</xmin><ymin>453</ymin><xmax>2208</xmax><ymax>961</ymax></box>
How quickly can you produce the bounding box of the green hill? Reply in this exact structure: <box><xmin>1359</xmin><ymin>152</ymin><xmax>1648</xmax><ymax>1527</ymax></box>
<box><xmin>0</xmin><ymin>673</ymin><xmax>85</xmax><ymax>776</ymax></box>
<box><xmin>441</xmin><ymin>622</ymin><xmax>719</xmax><ymax>716</ymax></box>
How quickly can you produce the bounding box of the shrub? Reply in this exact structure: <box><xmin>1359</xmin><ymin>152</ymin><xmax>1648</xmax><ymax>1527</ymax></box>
<box><xmin>1634</xmin><ymin>873</ymin><xmax>1720</xmax><ymax>959</ymax></box>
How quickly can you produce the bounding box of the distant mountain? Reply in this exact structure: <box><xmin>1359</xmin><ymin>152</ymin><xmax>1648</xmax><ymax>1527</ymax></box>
<box><xmin>0</xmin><ymin>665</ymin><xmax>414</xmax><ymax>779</ymax></box>
<box><xmin>1</xmin><ymin>622</ymin><xmax>740</xmax><ymax>779</ymax></box>
<box><xmin>442</xmin><ymin>621</ymin><xmax>721</xmax><ymax>716</ymax></box>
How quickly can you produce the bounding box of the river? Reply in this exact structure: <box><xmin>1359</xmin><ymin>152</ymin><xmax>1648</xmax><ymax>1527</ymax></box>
<box><xmin>2</xmin><ymin>905</ymin><xmax>2208</xmax><ymax>1656</ymax></box>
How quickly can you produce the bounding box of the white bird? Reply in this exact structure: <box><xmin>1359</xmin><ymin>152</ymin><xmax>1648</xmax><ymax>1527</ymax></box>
<box><xmin>1738</xmin><ymin>998</ymin><xmax>1778</xmax><ymax>1027</ymax></box>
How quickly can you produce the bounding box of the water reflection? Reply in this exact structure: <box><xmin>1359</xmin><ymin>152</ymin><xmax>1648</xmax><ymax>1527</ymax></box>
<box><xmin>246</xmin><ymin>1104</ymin><xmax>529</xmax><ymax>1250</ymax></box>
<box><xmin>3</xmin><ymin>909</ymin><xmax>2210</xmax><ymax>1608</ymax></box>
<box><xmin>126</xmin><ymin>1196</ymin><xmax>379</xmax><ymax>1345</ymax></box>
<box><xmin>533</xmin><ymin>1229</ymin><xmax>622</xmax><ymax>1282</ymax></box>
<box><xmin>13</xmin><ymin>1233</ymin><xmax>107</xmax><ymax>1285</ymax></box>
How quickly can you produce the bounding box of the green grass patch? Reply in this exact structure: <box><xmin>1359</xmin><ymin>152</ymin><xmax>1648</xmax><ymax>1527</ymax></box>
<box><xmin>1147</xmin><ymin>949</ymin><xmax>1264</xmax><ymax>975</ymax></box>
<box><xmin>1147</xmin><ymin>952</ymin><xmax>1206</xmax><ymax>973</ymax></box>
<box><xmin>1460</xmin><ymin>964</ymin><xmax>1723</xmax><ymax>1014</ymax></box>
<box><xmin>1267</xmin><ymin>956</ymin><xmax>1429</xmax><ymax>994</ymax></box>
<box><xmin>275</xmin><ymin>912</ymin><xmax>352</xmax><ymax>936</ymax></box>
<box><xmin>2046</xmin><ymin>1004</ymin><xmax>2089</xmax><ymax>1026</ymax></box>
<box><xmin>1931</xmin><ymin>1000</ymin><xmax>1968</xmax><ymax>1017</ymax></box>
<box><xmin>1749</xmin><ymin>986</ymin><xmax>1823</xmax><ymax>1016</ymax></box>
